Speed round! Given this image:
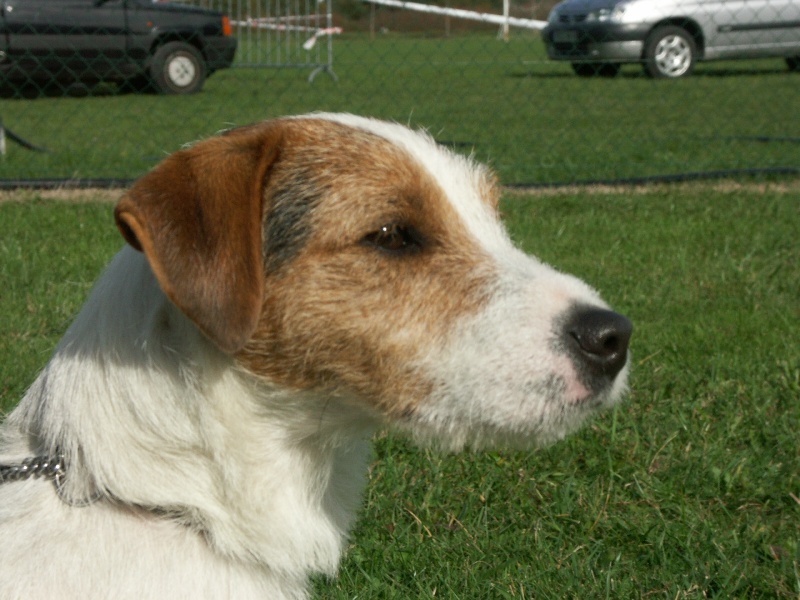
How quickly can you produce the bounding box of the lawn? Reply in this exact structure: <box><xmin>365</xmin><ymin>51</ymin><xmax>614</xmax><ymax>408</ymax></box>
<box><xmin>1</xmin><ymin>184</ymin><xmax>798</xmax><ymax>597</ymax></box>
<box><xmin>0</xmin><ymin>33</ymin><xmax>798</xmax><ymax>184</ymax></box>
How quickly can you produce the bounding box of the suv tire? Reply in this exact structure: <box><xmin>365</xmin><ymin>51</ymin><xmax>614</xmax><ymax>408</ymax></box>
<box><xmin>150</xmin><ymin>42</ymin><xmax>206</xmax><ymax>95</ymax></box>
<box><xmin>787</xmin><ymin>56</ymin><xmax>800</xmax><ymax>71</ymax></box>
<box><xmin>643</xmin><ymin>26</ymin><xmax>696</xmax><ymax>79</ymax></box>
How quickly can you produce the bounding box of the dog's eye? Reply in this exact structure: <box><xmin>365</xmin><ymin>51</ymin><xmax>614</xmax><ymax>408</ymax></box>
<box><xmin>362</xmin><ymin>223</ymin><xmax>422</xmax><ymax>255</ymax></box>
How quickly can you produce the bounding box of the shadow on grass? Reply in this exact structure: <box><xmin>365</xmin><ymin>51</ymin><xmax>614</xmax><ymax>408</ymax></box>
<box><xmin>508</xmin><ymin>65</ymin><xmax>793</xmax><ymax>79</ymax></box>
<box><xmin>0</xmin><ymin>80</ymin><xmax>157</xmax><ymax>100</ymax></box>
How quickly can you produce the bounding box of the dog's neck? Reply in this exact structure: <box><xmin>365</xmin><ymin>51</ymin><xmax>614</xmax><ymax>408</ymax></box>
<box><xmin>9</xmin><ymin>247</ymin><xmax>378</xmax><ymax>580</ymax></box>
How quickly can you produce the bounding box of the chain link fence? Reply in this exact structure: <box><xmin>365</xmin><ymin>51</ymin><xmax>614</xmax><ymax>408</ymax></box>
<box><xmin>0</xmin><ymin>0</ymin><xmax>798</xmax><ymax>186</ymax></box>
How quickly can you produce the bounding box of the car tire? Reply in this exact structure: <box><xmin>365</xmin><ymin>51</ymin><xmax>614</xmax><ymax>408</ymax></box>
<box><xmin>150</xmin><ymin>42</ymin><xmax>206</xmax><ymax>95</ymax></box>
<box><xmin>643</xmin><ymin>26</ymin><xmax>696</xmax><ymax>79</ymax></box>
<box><xmin>787</xmin><ymin>56</ymin><xmax>800</xmax><ymax>71</ymax></box>
<box><xmin>571</xmin><ymin>62</ymin><xmax>620</xmax><ymax>78</ymax></box>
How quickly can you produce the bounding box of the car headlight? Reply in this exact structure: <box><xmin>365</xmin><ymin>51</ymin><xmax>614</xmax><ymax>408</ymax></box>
<box><xmin>586</xmin><ymin>3</ymin><xmax>627</xmax><ymax>23</ymax></box>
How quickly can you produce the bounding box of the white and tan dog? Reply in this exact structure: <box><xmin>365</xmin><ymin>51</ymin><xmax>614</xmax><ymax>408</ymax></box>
<box><xmin>0</xmin><ymin>114</ymin><xmax>631</xmax><ymax>599</ymax></box>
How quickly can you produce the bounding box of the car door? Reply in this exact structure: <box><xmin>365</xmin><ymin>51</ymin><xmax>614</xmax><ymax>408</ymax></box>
<box><xmin>703</xmin><ymin>0</ymin><xmax>800</xmax><ymax>57</ymax></box>
<box><xmin>1</xmin><ymin>0</ymin><xmax>129</xmax><ymax>80</ymax></box>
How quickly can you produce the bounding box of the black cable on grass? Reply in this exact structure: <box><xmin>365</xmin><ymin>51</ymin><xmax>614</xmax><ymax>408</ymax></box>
<box><xmin>0</xmin><ymin>168</ymin><xmax>797</xmax><ymax>192</ymax></box>
<box><xmin>505</xmin><ymin>167</ymin><xmax>800</xmax><ymax>190</ymax></box>
<box><xmin>713</xmin><ymin>136</ymin><xmax>800</xmax><ymax>144</ymax></box>
<box><xmin>0</xmin><ymin>178</ymin><xmax>135</xmax><ymax>191</ymax></box>
<box><xmin>3</xmin><ymin>130</ymin><xmax>49</xmax><ymax>153</ymax></box>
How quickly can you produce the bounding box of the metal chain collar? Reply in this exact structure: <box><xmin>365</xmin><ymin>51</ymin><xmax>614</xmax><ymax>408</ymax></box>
<box><xmin>0</xmin><ymin>454</ymin><xmax>103</xmax><ymax>507</ymax></box>
<box><xmin>0</xmin><ymin>455</ymin><xmax>65</xmax><ymax>486</ymax></box>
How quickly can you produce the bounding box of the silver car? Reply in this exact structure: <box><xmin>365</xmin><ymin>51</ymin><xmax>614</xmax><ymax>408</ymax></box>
<box><xmin>542</xmin><ymin>0</ymin><xmax>800</xmax><ymax>78</ymax></box>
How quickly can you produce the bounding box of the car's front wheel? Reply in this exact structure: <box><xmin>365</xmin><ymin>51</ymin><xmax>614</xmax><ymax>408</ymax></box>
<box><xmin>571</xmin><ymin>62</ymin><xmax>620</xmax><ymax>78</ymax></box>
<box><xmin>643</xmin><ymin>26</ymin><xmax>696</xmax><ymax>79</ymax></box>
<box><xmin>150</xmin><ymin>42</ymin><xmax>207</xmax><ymax>95</ymax></box>
<box><xmin>787</xmin><ymin>56</ymin><xmax>800</xmax><ymax>72</ymax></box>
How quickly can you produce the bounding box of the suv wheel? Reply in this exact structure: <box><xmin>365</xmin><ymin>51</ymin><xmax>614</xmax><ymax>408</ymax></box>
<box><xmin>571</xmin><ymin>62</ymin><xmax>620</xmax><ymax>78</ymax></box>
<box><xmin>787</xmin><ymin>56</ymin><xmax>800</xmax><ymax>71</ymax></box>
<box><xmin>643</xmin><ymin>26</ymin><xmax>696</xmax><ymax>79</ymax></box>
<box><xmin>150</xmin><ymin>42</ymin><xmax>206</xmax><ymax>95</ymax></box>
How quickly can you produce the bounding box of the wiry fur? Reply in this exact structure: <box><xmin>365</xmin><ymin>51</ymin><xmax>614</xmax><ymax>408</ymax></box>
<box><xmin>0</xmin><ymin>114</ymin><xmax>630</xmax><ymax>599</ymax></box>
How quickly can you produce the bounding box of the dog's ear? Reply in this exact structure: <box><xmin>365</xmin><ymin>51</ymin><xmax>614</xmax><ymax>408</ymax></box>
<box><xmin>114</xmin><ymin>124</ymin><xmax>283</xmax><ymax>354</ymax></box>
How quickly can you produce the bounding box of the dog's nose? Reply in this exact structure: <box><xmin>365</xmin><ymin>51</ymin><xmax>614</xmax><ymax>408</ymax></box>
<box><xmin>565</xmin><ymin>308</ymin><xmax>632</xmax><ymax>379</ymax></box>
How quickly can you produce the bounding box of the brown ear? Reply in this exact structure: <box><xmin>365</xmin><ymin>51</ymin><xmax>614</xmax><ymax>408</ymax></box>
<box><xmin>114</xmin><ymin>124</ymin><xmax>283</xmax><ymax>354</ymax></box>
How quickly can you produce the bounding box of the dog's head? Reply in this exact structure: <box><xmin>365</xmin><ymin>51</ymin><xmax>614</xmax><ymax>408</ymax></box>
<box><xmin>115</xmin><ymin>114</ymin><xmax>631</xmax><ymax>449</ymax></box>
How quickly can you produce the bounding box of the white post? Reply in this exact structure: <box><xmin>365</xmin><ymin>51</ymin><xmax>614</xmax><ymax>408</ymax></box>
<box><xmin>502</xmin><ymin>0</ymin><xmax>509</xmax><ymax>41</ymax></box>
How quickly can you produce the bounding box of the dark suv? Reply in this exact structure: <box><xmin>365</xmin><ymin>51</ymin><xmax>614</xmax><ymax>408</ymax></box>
<box><xmin>0</xmin><ymin>0</ymin><xmax>237</xmax><ymax>94</ymax></box>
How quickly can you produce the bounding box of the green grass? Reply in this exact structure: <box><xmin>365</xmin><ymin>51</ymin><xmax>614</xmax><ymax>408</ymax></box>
<box><xmin>0</xmin><ymin>196</ymin><xmax>120</xmax><ymax>390</ymax></box>
<box><xmin>1</xmin><ymin>33</ymin><xmax>798</xmax><ymax>183</ymax></box>
<box><xmin>1</xmin><ymin>185</ymin><xmax>798</xmax><ymax>597</ymax></box>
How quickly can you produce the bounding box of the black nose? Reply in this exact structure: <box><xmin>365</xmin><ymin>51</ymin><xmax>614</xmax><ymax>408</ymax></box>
<box><xmin>565</xmin><ymin>307</ymin><xmax>632</xmax><ymax>380</ymax></box>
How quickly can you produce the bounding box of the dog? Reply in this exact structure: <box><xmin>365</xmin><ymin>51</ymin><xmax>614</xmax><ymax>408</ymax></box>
<box><xmin>0</xmin><ymin>114</ymin><xmax>631</xmax><ymax>599</ymax></box>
